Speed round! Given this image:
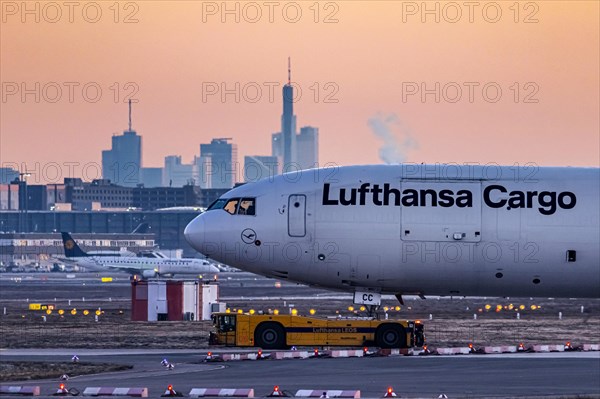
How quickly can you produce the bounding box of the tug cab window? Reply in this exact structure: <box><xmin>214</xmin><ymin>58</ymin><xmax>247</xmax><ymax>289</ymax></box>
<box><xmin>224</xmin><ymin>198</ymin><xmax>240</xmax><ymax>215</ymax></box>
<box><xmin>237</xmin><ymin>198</ymin><xmax>256</xmax><ymax>215</ymax></box>
<box><xmin>216</xmin><ymin>314</ymin><xmax>236</xmax><ymax>332</ymax></box>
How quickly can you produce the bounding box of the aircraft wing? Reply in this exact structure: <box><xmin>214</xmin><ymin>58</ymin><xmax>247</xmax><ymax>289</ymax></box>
<box><xmin>55</xmin><ymin>257</ymin><xmax>106</xmax><ymax>272</ymax></box>
<box><xmin>101</xmin><ymin>263</ymin><xmax>153</xmax><ymax>274</ymax></box>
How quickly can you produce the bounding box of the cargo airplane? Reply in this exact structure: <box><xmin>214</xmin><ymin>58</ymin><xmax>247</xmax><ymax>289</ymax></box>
<box><xmin>61</xmin><ymin>232</ymin><xmax>219</xmax><ymax>278</ymax></box>
<box><xmin>184</xmin><ymin>164</ymin><xmax>600</xmax><ymax>305</ymax></box>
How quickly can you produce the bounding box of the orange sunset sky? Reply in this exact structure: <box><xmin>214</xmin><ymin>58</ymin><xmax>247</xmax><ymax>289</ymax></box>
<box><xmin>1</xmin><ymin>1</ymin><xmax>598</xmax><ymax>183</ymax></box>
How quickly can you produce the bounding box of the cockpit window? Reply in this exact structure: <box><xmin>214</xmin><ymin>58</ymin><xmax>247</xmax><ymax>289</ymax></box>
<box><xmin>224</xmin><ymin>198</ymin><xmax>240</xmax><ymax>215</ymax></box>
<box><xmin>237</xmin><ymin>198</ymin><xmax>255</xmax><ymax>215</ymax></box>
<box><xmin>209</xmin><ymin>197</ymin><xmax>255</xmax><ymax>215</ymax></box>
<box><xmin>207</xmin><ymin>199</ymin><xmax>227</xmax><ymax>211</ymax></box>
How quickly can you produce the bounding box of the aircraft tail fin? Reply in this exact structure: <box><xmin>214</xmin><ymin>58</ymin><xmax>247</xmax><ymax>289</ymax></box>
<box><xmin>61</xmin><ymin>232</ymin><xmax>89</xmax><ymax>258</ymax></box>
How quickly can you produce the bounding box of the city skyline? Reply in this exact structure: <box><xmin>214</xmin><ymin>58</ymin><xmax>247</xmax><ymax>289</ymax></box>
<box><xmin>1</xmin><ymin>2</ymin><xmax>598</xmax><ymax>185</ymax></box>
<box><xmin>98</xmin><ymin>61</ymin><xmax>319</xmax><ymax>188</ymax></box>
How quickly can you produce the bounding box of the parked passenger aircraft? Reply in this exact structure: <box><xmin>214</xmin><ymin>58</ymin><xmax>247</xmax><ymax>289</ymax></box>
<box><xmin>185</xmin><ymin>164</ymin><xmax>600</xmax><ymax>304</ymax></box>
<box><xmin>61</xmin><ymin>232</ymin><xmax>219</xmax><ymax>278</ymax></box>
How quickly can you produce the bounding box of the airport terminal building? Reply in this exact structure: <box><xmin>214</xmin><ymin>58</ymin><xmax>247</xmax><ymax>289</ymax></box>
<box><xmin>0</xmin><ymin>177</ymin><xmax>231</xmax><ymax>266</ymax></box>
<box><xmin>0</xmin><ymin>232</ymin><xmax>155</xmax><ymax>268</ymax></box>
<box><xmin>0</xmin><ymin>209</ymin><xmax>202</xmax><ymax>266</ymax></box>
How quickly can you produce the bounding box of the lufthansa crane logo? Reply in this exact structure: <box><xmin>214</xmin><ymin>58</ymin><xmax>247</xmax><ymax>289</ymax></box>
<box><xmin>241</xmin><ymin>228</ymin><xmax>257</xmax><ymax>244</ymax></box>
<box><xmin>65</xmin><ymin>240</ymin><xmax>75</xmax><ymax>250</ymax></box>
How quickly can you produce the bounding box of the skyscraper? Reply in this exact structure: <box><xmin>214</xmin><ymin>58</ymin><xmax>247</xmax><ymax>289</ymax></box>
<box><xmin>141</xmin><ymin>167</ymin><xmax>163</xmax><ymax>188</ymax></box>
<box><xmin>296</xmin><ymin>126</ymin><xmax>319</xmax><ymax>170</ymax></box>
<box><xmin>163</xmin><ymin>156</ymin><xmax>194</xmax><ymax>187</ymax></box>
<box><xmin>0</xmin><ymin>167</ymin><xmax>19</xmax><ymax>184</ymax></box>
<box><xmin>271</xmin><ymin>60</ymin><xmax>319</xmax><ymax>173</ymax></box>
<box><xmin>102</xmin><ymin>101</ymin><xmax>142</xmax><ymax>187</ymax></box>
<box><xmin>271</xmin><ymin>132</ymin><xmax>283</xmax><ymax>159</ymax></box>
<box><xmin>281</xmin><ymin>57</ymin><xmax>297</xmax><ymax>170</ymax></box>
<box><xmin>199</xmin><ymin>138</ymin><xmax>238</xmax><ymax>189</ymax></box>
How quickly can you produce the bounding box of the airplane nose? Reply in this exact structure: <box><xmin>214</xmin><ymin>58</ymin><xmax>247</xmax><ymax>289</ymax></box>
<box><xmin>184</xmin><ymin>216</ymin><xmax>205</xmax><ymax>251</ymax></box>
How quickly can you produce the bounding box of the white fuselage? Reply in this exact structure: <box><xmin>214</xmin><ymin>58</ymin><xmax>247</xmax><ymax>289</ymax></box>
<box><xmin>184</xmin><ymin>164</ymin><xmax>600</xmax><ymax>298</ymax></box>
<box><xmin>65</xmin><ymin>253</ymin><xmax>218</xmax><ymax>276</ymax></box>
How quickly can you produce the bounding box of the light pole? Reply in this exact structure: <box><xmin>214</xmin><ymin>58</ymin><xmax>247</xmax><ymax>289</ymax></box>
<box><xmin>18</xmin><ymin>172</ymin><xmax>31</xmax><ymax>232</ymax></box>
<box><xmin>50</xmin><ymin>206</ymin><xmax>57</xmax><ymax>232</ymax></box>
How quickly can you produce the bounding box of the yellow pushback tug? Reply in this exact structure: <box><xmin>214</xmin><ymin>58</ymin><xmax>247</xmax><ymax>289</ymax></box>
<box><xmin>210</xmin><ymin>312</ymin><xmax>425</xmax><ymax>349</ymax></box>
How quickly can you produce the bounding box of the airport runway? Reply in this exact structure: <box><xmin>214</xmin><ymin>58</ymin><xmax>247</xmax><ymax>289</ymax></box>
<box><xmin>3</xmin><ymin>272</ymin><xmax>598</xmax><ymax>315</ymax></box>
<box><xmin>2</xmin><ymin>350</ymin><xmax>599</xmax><ymax>398</ymax></box>
<box><xmin>2</xmin><ymin>272</ymin><xmax>600</xmax><ymax>397</ymax></box>
<box><xmin>0</xmin><ymin>272</ymin><xmax>342</xmax><ymax>302</ymax></box>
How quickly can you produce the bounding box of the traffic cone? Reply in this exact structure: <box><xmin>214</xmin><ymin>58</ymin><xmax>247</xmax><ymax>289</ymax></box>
<box><xmin>564</xmin><ymin>341</ymin><xmax>574</xmax><ymax>351</ymax></box>
<box><xmin>54</xmin><ymin>383</ymin><xmax>69</xmax><ymax>396</ymax></box>
<box><xmin>383</xmin><ymin>386</ymin><xmax>397</xmax><ymax>397</ymax></box>
<box><xmin>161</xmin><ymin>384</ymin><xmax>182</xmax><ymax>397</ymax></box>
<box><xmin>71</xmin><ymin>355</ymin><xmax>79</xmax><ymax>363</ymax></box>
<box><xmin>269</xmin><ymin>385</ymin><xmax>288</xmax><ymax>397</ymax></box>
<box><xmin>517</xmin><ymin>343</ymin><xmax>525</xmax><ymax>352</ymax></box>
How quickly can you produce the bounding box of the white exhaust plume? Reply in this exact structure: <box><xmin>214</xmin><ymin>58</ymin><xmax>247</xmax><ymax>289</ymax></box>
<box><xmin>368</xmin><ymin>113</ymin><xmax>418</xmax><ymax>164</ymax></box>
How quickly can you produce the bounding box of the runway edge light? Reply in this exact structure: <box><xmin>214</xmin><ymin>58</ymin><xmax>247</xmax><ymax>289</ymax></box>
<box><xmin>161</xmin><ymin>384</ymin><xmax>181</xmax><ymax>397</ymax></box>
<box><xmin>56</xmin><ymin>383</ymin><xmax>68</xmax><ymax>396</ymax></box>
<box><xmin>565</xmin><ymin>341</ymin><xmax>574</xmax><ymax>351</ymax></box>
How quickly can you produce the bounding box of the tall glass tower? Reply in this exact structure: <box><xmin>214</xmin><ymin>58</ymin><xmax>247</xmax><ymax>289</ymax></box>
<box><xmin>199</xmin><ymin>138</ymin><xmax>238</xmax><ymax>189</ymax></box>
<box><xmin>102</xmin><ymin>101</ymin><xmax>142</xmax><ymax>187</ymax></box>
<box><xmin>281</xmin><ymin>58</ymin><xmax>297</xmax><ymax>169</ymax></box>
